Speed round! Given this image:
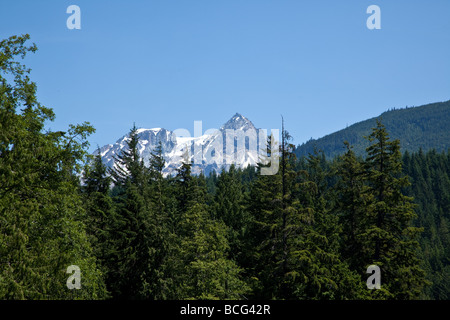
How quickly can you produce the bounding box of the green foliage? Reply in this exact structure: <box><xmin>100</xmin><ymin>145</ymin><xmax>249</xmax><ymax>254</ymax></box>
<box><xmin>362</xmin><ymin>120</ymin><xmax>426</xmax><ymax>299</ymax></box>
<box><xmin>0</xmin><ymin>34</ymin><xmax>106</xmax><ymax>299</ymax></box>
<box><xmin>171</xmin><ymin>160</ymin><xmax>251</xmax><ymax>299</ymax></box>
<box><xmin>402</xmin><ymin>149</ymin><xmax>450</xmax><ymax>299</ymax></box>
<box><xmin>247</xmin><ymin>127</ymin><xmax>366</xmax><ymax>300</ymax></box>
<box><xmin>334</xmin><ymin>142</ymin><xmax>369</xmax><ymax>271</ymax></box>
<box><xmin>213</xmin><ymin>165</ymin><xmax>250</xmax><ymax>264</ymax></box>
<box><xmin>332</xmin><ymin>121</ymin><xmax>428</xmax><ymax>300</ymax></box>
<box><xmin>107</xmin><ymin>125</ymin><xmax>157</xmax><ymax>299</ymax></box>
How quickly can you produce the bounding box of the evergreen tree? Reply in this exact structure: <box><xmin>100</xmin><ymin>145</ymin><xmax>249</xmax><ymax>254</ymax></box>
<box><xmin>403</xmin><ymin>149</ymin><xmax>450</xmax><ymax>299</ymax></box>
<box><xmin>82</xmin><ymin>150</ymin><xmax>115</xmax><ymax>298</ymax></box>
<box><xmin>246</xmin><ymin>133</ymin><xmax>284</xmax><ymax>298</ymax></box>
<box><xmin>108</xmin><ymin>125</ymin><xmax>151</xmax><ymax>299</ymax></box>
<box><xmin>0</xmin><ymin>34</ymin><xmax>107</xmax><ymax>299</ymax></box>
<box><xmin>141</xmin><ymin>140</ymin><xmax>175</xmax><ymax>299</ymax></box>
<box><xmin>172</xmin><ymin>159</ymin><xmax>250</xmax><ymax>299</ymax></box>
<box><xmin>334</xmin><ymin>142</ymin><xmax>370</xmax><ymax>271</ymax></box>
<box><xmin>248</xmin><ymin>126</ymin><xmax>366</xmax><ymax>299</ymax></box>
<box><xmin>213</xmin><ymin>164</ymin><xmax>250</xmax><ymax>264</ymax></box>
<box><xmin>361</xmin><ymin>119</ymin><xmax>427</xmax><ymax>299</ymax></box>
<box><xmin>288</xmin><ymin>149</ymin><xmax>367</xmax><ymax>300</ymax></box>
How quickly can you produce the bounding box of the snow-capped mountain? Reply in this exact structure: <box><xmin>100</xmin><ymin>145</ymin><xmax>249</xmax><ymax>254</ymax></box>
<box><xmin>95</xmin><ymin>113</ymin><xmax>270</xmax><ymax>176</ymax></box>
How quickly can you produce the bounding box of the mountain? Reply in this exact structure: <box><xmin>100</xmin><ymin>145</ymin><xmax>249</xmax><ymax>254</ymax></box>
<box><xmin>295</xmin><ymin>100</ymin><xmax>450</xmax><ymax>159</ymax></box>
<box><xmin>95</xmin><ymin>113</ymin><xmax>267</xmax><ymax>176</ymax></box>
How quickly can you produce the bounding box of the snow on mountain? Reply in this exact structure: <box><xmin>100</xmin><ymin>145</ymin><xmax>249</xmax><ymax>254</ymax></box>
<box><xmin>95</xmin><ymin>113</ymin><xmax>268</xmax><ymax>176</ymax></box>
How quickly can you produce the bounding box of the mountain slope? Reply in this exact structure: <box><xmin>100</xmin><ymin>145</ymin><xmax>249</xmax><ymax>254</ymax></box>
<box><xmin>295</xmin><ymin>100</ymin><xmax>450</xmax><ymax>159</ymax></box>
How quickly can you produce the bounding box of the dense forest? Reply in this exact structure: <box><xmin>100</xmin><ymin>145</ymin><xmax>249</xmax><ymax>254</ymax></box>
<box><xmin>1</xmin><ymin>35</ymin><xmax>449</xmax><ymax>300</ymax></box>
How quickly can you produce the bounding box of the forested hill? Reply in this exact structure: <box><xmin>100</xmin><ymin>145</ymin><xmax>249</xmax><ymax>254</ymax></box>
<box><xmin>295</xmin><ymin>100</ymin><xmax>450</xmax><ymax>159</ymax></box>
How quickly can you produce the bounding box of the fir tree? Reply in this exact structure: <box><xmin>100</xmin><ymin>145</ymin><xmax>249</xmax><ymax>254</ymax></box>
<box><xmin>82</xmin><ymin>150</ymin><xmax>115</xmax><ymax>298</ymax></box>
<box><xmin>334</xmin><ymin>142</ymin><xmax>370</xmax><ymax>271</ymax></box>
<box><xmin>0</xmin><ymin>34</ymin><xmax>107</xmax><ymax>299</ymax></box>
<box><xmin>362</xmin><ymin>119</ymin><xmax>427</xmax><ymax>299</ymax></box>
<box><xmin>108</xmin><ymin>125</ymin><xmax>151</xmax><ymax>299</ymax></box>
<box><xmin>141</xmin><ymin>140</ymin><xmax>175</xmax><ymax>299</ymax></box>
<box><xmin>172</xmin><ymin>159</ymin><xmax>250</xmax><ymax>299</ymax></box>
<box><xmin>213</xmin><ymin>164</ymin><xmax>249</xmax><ymax>263</ymax></box>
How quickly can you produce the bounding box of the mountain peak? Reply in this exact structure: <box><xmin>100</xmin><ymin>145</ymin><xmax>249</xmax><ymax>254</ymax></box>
<box><xmin>221</xmin><ymin>113</ymin><xmax>256</xmax><ymax>131</ymax></box>
<box><xmin>97</xmin><ymin>113</ymin><xmax>263</xmax><ymax>177</ymax></box>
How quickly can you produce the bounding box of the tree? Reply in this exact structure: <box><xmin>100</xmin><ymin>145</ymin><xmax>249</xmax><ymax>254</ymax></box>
<box><xmin>82</xmin><ymin>150</ymin><xmax>116</xmax><ymax>298</ymax></box>
<box><xmin>141</xmin><ymin>140</ymin><xmax>175</xmax><ymax>299</ymax></box>
<box><xmin>334</xmin><ymin>142</ymin><xmax>370</xmax><ymax>271</ymax></box>
<box><xmin>0</xmin><ymin>34</ymin><xmax>107</xmax><ymax>299</ymax></box>
<box><xmin>402</xmin><ymin>149</ymin><xmax>450</xmax><ymax>299</ymax></box>
<box><xmin>245</xmin><ymin>132</ymin><xmax>285</xmax><ymax>299</ymax></box>
<box><xmin>213</xmin><ymin>164</ymin><xmax>249</xmax><ymax>264</ymax></box>
<box><xmin>171</xmin><ymin>159</ymin><xmax>250</xmax><ymax>299</ymax></box>
<box><xmin>361</xmin><ymin>119</ymin><xmax>427</xmax><ymax>299</ymax></box>
<box><xmin>108</xmin><ymin>125</ymin><xmax>151</xmax><ymax>299</ymax></box>
<box><xmin>288</xmin><ymin>149</ymin><xmax>367</xmax><ymax>300</ymax></box>
<box><xmin>248</xmin><ymin>124</ymin><xmax>367</xmax><ymax>299</ymax></box>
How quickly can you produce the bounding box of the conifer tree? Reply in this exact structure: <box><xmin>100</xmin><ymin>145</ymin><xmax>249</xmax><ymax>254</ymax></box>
<box><xmin>292</xmin><ymin>149</ymin><xmax>367</xmax><ymax>300</ymax></box>
<box><xmin>213</xmin><ymin>164</ymin><xmax>249</xmax><ymax>263</ymax></box>
<box><xmin>334</xmin><ymin>142</ymin><xmax>370</xmax><ymax>271</ymax></box>
<box><xmin>246</xmin><ymin>133</ymin><xmax>284</xmax><ymax>298</ymax></box>
<box><xmin>248</xmin><ymin>127</ymin><xmax>366</xmax><ymax>299</ymax></box>
<box><xmin>402</xmin><ymin>149</ymin><xmax>450</xmax><ymax>299</ymax></box>
<box><xmin>361</xmin><ymin>119</ymin><xmax>426</xmax><ymax>299</ymax></box>
<box><xmin>0</xmin><ymin>34</ymin><xmax>107</xmax><ymax>299</ymax></box>
<box><xmin>82</xmin><ymin>150</ymin><xmax>115</xmax><ymax>296</ymax></box>
<box><xmin>141</xmin><ymin>140</ymin><xmax>175</xmax><ymax>299</ymax></box>
<box><xmin>172</xmin><ymin>159</ymin><xmax>250</xmax><ymax>299</ymax></box>
<box><xmin>108</xmin><ymin>125</ymin><xmax>151</xmax><ymax>299</ymax></box>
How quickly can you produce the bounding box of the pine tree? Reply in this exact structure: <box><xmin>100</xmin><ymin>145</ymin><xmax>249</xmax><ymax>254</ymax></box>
<box><xmin>0</xmin><ymin>34</ymin><xmax>107</xmax><ymax>299</ymax></box>
<box><xmin>288</xmin><ymin>149</ymin><xmax>367</xmax><ymax>300</ymax></box>
<box><xmin>213</xmin><ymin>164</ymin><xmax>249</xmax><ymax>264</ymax></box>
<box><xmin>403</xmin><ymin>149</ymin><xmax>450</xmax><ymax>299</ymax></box>
<box><xmin>362</xmin><ymin>119</ymin><xmax>427</xmax><ymax>299</ymax></box>
<box><xmin>108</xmin><ymin>124</ymin><xmax>151</xmax><ymax>299</ymax></box>
<box><xmin>334</xmin><ymin>142</ymin><xmax>370</xmax><ymax>271</ymax></box>
<box><xmin>246</xmin><ymin>132</ymin><xmax>284</xmax><ymax>298</ymax></box>
<box><xmin>141</xmin><ymin>140</ymin><xmax>175</xmax><ymax>299</ymax></box>
<box><xmin>172</xmin><ymin>159</ymin><xmax>250</xmax><ymax>299</ymax></box>
<box><xmin>248</xmin><ymin>122</ymin><xmax>367</xmax><ymax>299</ymax></box>
<box><xmin>82</xmin><ymin>150</ymin><xmax>114</xmax><ymax>261</ymax></box>
<box><xmin>82</xmin><ymin>150</ymin><xmax>115</xmax><ymax>298</ymax></box>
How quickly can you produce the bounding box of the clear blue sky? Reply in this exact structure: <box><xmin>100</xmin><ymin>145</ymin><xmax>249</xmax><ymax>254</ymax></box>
<box><xmin>1</xmin><ymin>0</ymin><xmax>449</xmax><ymax>152</ymax></box>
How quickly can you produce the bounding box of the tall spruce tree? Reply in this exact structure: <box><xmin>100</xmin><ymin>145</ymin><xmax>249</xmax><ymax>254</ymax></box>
<box><xmin>108</xmin><ymin>124</ymin><xmax>151</xmax><ymax>299</ymax></box>
<box><xmin>361</xmin><ymin>119</ymin><xmax>427</xmax><ymax>299</ymax></box>
<box><xmin>246</xmin><ymin>132</ymin><xmax>284</xmax><ymax>298</ymax></box>
<box><xmin>82</xmin><ymin>151</ymin><xmax>113</xmax><ymax>256</ymax></box>
<box><xmin>141</xmin><ymin>140</ymin><xmax>174</xmax><ymax>299</ymax></box>
<box><xmin>82</xmin><ymin>150</ymin><xmax>115</xmax><ymax>298</ymax></box>
<box><xmin>334</xmin><ymin>142</ymin><xmax>370</xmax><ymax>272</ymax></box>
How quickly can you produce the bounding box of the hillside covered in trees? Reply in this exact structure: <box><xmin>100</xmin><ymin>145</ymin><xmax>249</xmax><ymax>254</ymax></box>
<box><xmin>1</xmin><ymin>35</ymin><xmax>449</xmax><ymax>300</ymax></box>
<box><xmin>295</xmin><ymin>100</ymin><xmax>450</xmax><ymax>159</ymax></box>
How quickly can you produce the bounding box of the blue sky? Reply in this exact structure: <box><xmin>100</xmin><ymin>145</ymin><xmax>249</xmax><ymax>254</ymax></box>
<box><xmin>1</xmin><ymin>0</ymin><xmax>449</xmax><ymax>152</ymax></box>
